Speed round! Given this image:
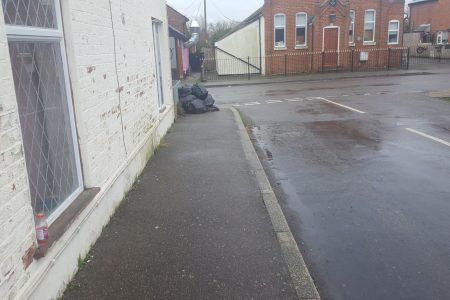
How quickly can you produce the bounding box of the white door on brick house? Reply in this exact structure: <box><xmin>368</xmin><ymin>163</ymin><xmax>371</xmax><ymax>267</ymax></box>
<box><xmin>2</xmin><ymin>0</ymin><xmax>83</xmax><ymax>224</ymax></box>
<box><xmin>152</xmin><ymin>19</ymin><xmax>165</xmax><ymax>108</ymax></box>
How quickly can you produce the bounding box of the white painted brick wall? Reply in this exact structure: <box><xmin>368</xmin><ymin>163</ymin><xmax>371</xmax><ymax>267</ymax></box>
<box><xmin>0</xmin><ymin>4</ymin><xmax>37</xmax><ymax>300</ymax></box>
<box><xmin>64</xmin><ymin>0</ymin><xmax>174</xmax><ymax>188</ymax></box>
<box><xmin>1</xmin><ymin>0</ymin><xmax>174</xmax><ymax>299</ymax></box>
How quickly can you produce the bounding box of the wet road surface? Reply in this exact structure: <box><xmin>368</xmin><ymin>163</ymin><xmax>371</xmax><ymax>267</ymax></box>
<box><xmin>210</xmin><ymin>72</ymin><xmax>450</xmax><ymax>300</ymax></box>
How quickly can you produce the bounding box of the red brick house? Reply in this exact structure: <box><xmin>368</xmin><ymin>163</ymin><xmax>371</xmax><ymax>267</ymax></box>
<box><xmin>409</xmin><ymin>0</ymin><xmax>450</xmax><ymax>45</ymax></box>
<box><xmin>265</xmin><ymin>0</ymin><xmax>404</xmax><ymax>53</ymax></box>
<box><xmin>167</xmin><ymin>5</ymin><xmax>190</xmax><ymax>79</ymax></box>
<box><xmin>215</xmin><ymin>0</ymin><xmax>405</xmax><ymax>75</ymax></box>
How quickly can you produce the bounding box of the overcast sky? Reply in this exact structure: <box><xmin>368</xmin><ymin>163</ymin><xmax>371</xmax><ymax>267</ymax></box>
<box><xmin>167</xmin><ymin>0</ymin><xmax>414</xmax><ymax>23</ymax></box>
<box><xmin>167</xmin><ymin>0</ymin><xmax>263</xmax><ymax>23</ymax></box>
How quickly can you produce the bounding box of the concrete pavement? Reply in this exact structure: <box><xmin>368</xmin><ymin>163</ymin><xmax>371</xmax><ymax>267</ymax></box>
<box><xmin>62</xmin><ymin>109</ymin><xmax>318</xmax><ymax>299</ymax></box>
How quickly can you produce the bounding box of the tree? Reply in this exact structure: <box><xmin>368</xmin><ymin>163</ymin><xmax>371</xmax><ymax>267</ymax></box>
<box><xmin>189</xmin><ymin>16</ymin><xmax>237</xmax><ymax>49</ymax></box>
<box><xmin>208</xmin><ymin>20</ymin><xmax>238</xmax><ymax>45</ymax></box>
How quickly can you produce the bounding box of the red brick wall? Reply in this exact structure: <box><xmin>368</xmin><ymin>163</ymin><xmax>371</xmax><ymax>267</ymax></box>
<box><xmin>167</xmin><ymin>5</ymin><xmax>188</xmax><ymax>34</ymax></box>
<box><xmin>262</xmin><ymin>0</ymin><xmax>404</xmax><ymax>75</ymax></box>
<box><xmin>263</xmin><ymin>0</ymin><xmax>404</xmax><ymax>54</ymax></box>
<box><xmin>410</xmin><ymin>0</ymin><xmax>450</xmax><ymax>33</ymax></box>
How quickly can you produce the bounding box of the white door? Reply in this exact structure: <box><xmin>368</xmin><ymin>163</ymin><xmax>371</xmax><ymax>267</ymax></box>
<box><xmin>152</xmin><ymin>20</ymin><xmax>164</xmax><ymax>108</ymax></box>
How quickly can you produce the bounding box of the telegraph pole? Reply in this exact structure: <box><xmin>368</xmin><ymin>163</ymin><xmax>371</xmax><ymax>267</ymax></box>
<box><xmin>204</xmin><ymin>0</ymin><xmax>208</xmax><ymax>44</ymax></box>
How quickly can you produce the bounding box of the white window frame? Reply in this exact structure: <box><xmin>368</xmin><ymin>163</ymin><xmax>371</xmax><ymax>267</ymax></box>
<box><xmin>349</xmin><ymin>10</ymin><xmax>355</xmax><ymax>45</ymax></box>
<box><xmin>364</xmin><ymin>9</ymin><xmax>376</xmax><ymax>45</ymax></box>
<box><xmin>388</xmin><ymin>20</ymin><xmax>400</xmax><ymax>45</ymax></box>
<box><xmin>437</xmin><ymin>32</ymin><xmax>443</xmax><ymax>45</ymax></box>
<box><xmin>152</xmin><ymin>19</ymin><xmax>165</xmax><ymax>109</ymax></box>
<box><xmin>3</xmin><ymin>0</ymin><xmax>83</xmax><ymax>225</ymax></box>
<box><xmin>295</xmin><ymin>12</ymin><xmax>308</xmax><ymax>48</ymax></box>
<box><xmin>442</xmin><ymin>32</ymin><xmax>449</xmax><ymax>45</ymax></box>
<box><xmin>436</xmin><ymin>31</ymin><xmax>449</xmax><ymax>45</ymax></box>
<box><xmin>274</xmin><ymin>13</ymin><xmax>286</xmax><ymax>49</ymax></box>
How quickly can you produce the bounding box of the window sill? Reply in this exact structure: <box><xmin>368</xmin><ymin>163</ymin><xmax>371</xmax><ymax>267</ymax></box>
<box><xmin>34</xmin><ymin>188</ymin><xmax>100</xmax><ymax>259</ymax></box>
<box><xmin>274</xmin><ymin>47</ymin><xmax>287</xmax><ymax>51</ymax></box>
<box><xmin>295</xmin><ymin>45</ymin><xmax>308</xmax><ymax>50</ymax></box>
<box><xmin>363</xmin><ymin>42</ymin><xmax>376</xmax><ymax>46</ymax></box>
<box><xmin>388</xmin><ymin>42</ymin><xmax>399</xmax><ymax>45</ymax></box>
<box><xmin>349</xmin><ymin>43</ymin><xmax>355</xmax><ymax>47</ymax></box>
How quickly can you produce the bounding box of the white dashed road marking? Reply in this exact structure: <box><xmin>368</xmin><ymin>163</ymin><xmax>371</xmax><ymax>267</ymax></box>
<box><xmin>406</xmin><ymin>128</ymin><xmax>450</xmax><ymax>148</ymax></box>
<box><xmin>244</xmin><ymin>102</ymin><xmax>261</xmax><ymax>106</ymax></box>
<box><xmin>317</xmin><ymin>97</ymin><xmax>366</xmax><ymax>114</ymax></box>
<box><xmin>236</xmin><ymin>96</ymin><xmax>366</xmax><ymax>115</ymax></box>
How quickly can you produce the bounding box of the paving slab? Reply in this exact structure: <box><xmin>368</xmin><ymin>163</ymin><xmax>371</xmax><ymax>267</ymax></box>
<box><xmin>63</xmin><ymin>109</ymin><xmax>299</xmax><ymax>300</ymax></box>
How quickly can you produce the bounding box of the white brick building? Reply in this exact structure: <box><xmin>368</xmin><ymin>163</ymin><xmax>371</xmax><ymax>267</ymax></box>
<box><xmin>0</xmin><ymin>0</ymin><xmax>174</xmax><ymax>298</ymax></box>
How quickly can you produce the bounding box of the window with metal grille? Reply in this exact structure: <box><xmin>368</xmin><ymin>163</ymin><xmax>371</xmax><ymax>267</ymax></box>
<box><xmin>274</xmin><ymin>14</ymin><xmax>285</xmax><ymax>48</ymax></box>
<box><xmin>295</xmin><ymin>12</ymin><xmax>307</xmax><ymax>47</ymax></box>
<box><xmin>2</xmin><ymin>0</ymin><xmax>83</xmax><ymax>224</ymax></box>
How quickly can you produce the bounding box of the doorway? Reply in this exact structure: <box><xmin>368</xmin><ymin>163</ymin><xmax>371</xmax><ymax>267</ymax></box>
<box><xmin>323</xmin><ymin>27</ymin><xmax>340</xmax><ymax>69</ymax></box>
<box><xmin>152</xmin><ymin>19</ymin><xmax>165</xmax><ymax>108</ymax></box>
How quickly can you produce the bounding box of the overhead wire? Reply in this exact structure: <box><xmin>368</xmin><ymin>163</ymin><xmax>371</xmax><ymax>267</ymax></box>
<box><xmin>209</xmin><ymin>0</ymin><xmax>239</xmax><ymax>22</ymax></box>
<box><xmin>183</xmin><ymin>0</ymin><xmax>198</xmax><ymax>12</ymax></box>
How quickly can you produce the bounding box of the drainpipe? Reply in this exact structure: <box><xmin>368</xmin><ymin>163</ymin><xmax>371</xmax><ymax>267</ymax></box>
<box><xmin>310</xmin><ymin>17</ymin><xmax>315</xmax><ymax>72</ymax></box>
<box><xmin>259</xmin><ymin>17</ymin><xmax>262</xmax><ymax>74</ymax></box>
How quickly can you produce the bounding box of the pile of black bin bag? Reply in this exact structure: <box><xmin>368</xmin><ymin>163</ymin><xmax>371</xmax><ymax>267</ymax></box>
<box><xmin>178</xmin><ymin>84</ymin><xmax>220</xmax><ymax>114</ymax></box>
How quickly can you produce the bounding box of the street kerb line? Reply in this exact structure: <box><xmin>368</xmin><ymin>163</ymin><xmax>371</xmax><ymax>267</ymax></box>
<box><xmin>406</xmin><ymin>128</ymin><xmax>450</xmax><ymax>147</ymax></box>
<box><xmin>285</xmin><ymin>98</ymin><xmax>303</xmax><ymax>102</ymax></box>
<box><xmin>230</xmin><ymin>107</ymin><xmax>321</xmax><ymax>300</ymax></box>
<box><xmin>316</xmin><ymin>97</ymin><xmax>366</xmax><ymax>114</ymax></box>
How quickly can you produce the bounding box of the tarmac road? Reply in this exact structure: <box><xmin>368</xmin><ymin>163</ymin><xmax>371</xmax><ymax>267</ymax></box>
<box><xmin>210</xmin><ymin>71</ymin><xmax>450</xmax><ymax>300</ymax></box>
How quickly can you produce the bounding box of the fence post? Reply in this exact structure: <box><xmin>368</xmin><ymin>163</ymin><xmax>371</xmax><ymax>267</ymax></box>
<box><xmin>407</xmin><ymin>47</ymin><xmax>410</xmax><ymax>70</ymax></box>
<box><xmin>351</xmin><ymin>50</ymin><xmax>354</xmax><ymax>72</ymax></box>
<box><xmin>387</xmin><ymin>48</ymin><xmax>391</xmax><ymax>70</ymax></box>
<box><xmin>284</xmin><ymin>54</ymin><xmax>287</xmax><ymax>76</ymax></box>
<box><xmin>439</xmin><ymin>47</ymin><xmax>442</xmax><ymax>63</ymax></box>
<box><xmin>321</xmin><ymin>52</ymin><xmax>325</xmax><ymax>72</ymax></box>
<box><xmin>201</xmin><ymin>59</ymin><xmax>205</xmax><ymax>82</ymax></box>
<box><xmin>247</xmin><ymin>56</ymin><xmax>250</xmax><ymax>80</ymax></box>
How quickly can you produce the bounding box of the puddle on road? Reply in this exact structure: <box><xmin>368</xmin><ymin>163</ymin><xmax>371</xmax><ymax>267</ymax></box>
<box><xmin>303</xmin><ymin>120</ymin><xmax>383</xmax><ymax>150</ymax></box>
<box><xmin>296</xmin><ymin>101</ymin><xmax>347</xmax><ymax>115</ymax></box>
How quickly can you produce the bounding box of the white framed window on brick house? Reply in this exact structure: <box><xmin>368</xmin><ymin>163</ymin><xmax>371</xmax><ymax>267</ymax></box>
<box><xmin>274</xmin><ymin>14</ymin><xmax>286</xmax><ymax>48</ymax></box>
<box><xmin>295</xmin><ymin>12</ymin><xmax>307</xmax><ymax>48</ymax></box>
<box><xmin>437</xmin><ymin>31</ymin><xmax>449</xmax><ymax>45</ymax></box>
<box><xmin>2</xmin><ymin>0</ymin><xmax>83</xmax><ymax>224</ymax></box>
<box><xmin>364</xmin><ymin>9</ymin><xmax>376</xmax><ymax>44</ymax></box>
<box><xmin>349</xmin><ymin>10</ymin><xmax>355</xmax><ymax>45</ymax></box>
<box><xmin>388</xmin><ymin>20</ymin><xmax>400</xmax><ymax>44</ymax></box>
